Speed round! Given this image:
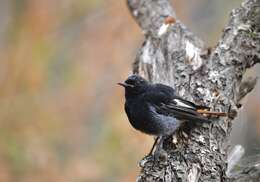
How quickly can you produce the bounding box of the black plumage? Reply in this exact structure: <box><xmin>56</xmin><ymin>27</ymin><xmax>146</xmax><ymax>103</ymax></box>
<box><xmin>118</xmin><ymin>75</ymin><xmax>219</xmax><ymax>155</ymax></box>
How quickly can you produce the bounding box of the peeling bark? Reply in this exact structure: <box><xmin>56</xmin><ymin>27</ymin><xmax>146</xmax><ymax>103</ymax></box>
<box><xmin>127</xmin><ymin>0</ymin><xmax>260</xmax><ymax>181</ymax></box>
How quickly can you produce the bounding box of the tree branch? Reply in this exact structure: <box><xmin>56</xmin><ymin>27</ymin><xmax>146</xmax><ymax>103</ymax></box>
<box><xmin>127</xmin><ymin>0</ymin><xmax>260</xmax><ymax>181</ymax></box>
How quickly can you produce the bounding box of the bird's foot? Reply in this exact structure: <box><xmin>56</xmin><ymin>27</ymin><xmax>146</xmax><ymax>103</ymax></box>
<box><xmin>153</xmin><ymin>148</ymin><xmax>168</xmax><ymax>162</ymax></box>
<box><xmin>140</xmin><ymin>136</ymin><xmax>169</xmax><ymax>168</ymax></box>
<box><xmin>140</xmin><ymin>148</ymin><xmax>168</xmax><ymax>168</ymax></box>
<box><xmin>147</xmin><ymin>136</ymin><xmax>159</xmax><ymax>156</ymax></box>
<box><xmin>139</xmin><ymin>155</ymin><xmax>153</xmax><ymax>167</ymax></box>
<box><xmin>153</xmin><ymin>136</ymin><xmax>168</xmax><ymax>162</ymax></box>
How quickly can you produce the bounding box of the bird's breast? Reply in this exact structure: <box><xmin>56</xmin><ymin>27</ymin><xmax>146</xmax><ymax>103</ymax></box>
<box><xmin>125</xmin><ymin>100</ymin><xmax>151</xmax><ymax>132</ymax></box>
<box><xmin>124</xmin><ymin>99</ymin><xmax>182</xmax><ymax>136</ymax></box>
<box><xmin>125</xmin><ymin>100</ymin><xmax>147</xmax><ymax>126</ymax></box>
<box><xmin>124</xmin><ymin>100</ymin><xmax>165</xmax><ymax>135</ymax></box>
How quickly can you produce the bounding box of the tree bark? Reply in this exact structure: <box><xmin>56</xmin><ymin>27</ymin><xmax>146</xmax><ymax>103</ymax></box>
<box><xmin>127</xmin><ymin>0</ymin><xmax>260</xmax><ymax>181</ymax></box>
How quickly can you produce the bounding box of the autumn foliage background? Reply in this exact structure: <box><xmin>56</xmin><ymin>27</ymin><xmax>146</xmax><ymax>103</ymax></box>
<box><xmin>0</xmin><ymin>0</ymin><xmax>259</xmax><ymax>181</ymax></box>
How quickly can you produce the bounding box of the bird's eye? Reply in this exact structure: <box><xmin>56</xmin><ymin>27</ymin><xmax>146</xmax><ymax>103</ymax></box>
<box><xmin>125</xmin><ymin>79</ymin><xmax>135</xmax><ymax>85</ymax></box>
<box><xmin>139</xmin><ymin>79</ymin><xmax>146</xmax><ymax>84</ymax></box>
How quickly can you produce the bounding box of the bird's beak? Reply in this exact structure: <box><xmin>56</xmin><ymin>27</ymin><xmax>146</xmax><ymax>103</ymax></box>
<box><xmin>117</xmin><ymin>82</ymin><xmax>134</xmax><ymax>88</ymax></box>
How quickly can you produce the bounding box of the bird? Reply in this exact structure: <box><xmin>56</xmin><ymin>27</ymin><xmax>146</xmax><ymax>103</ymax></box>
<box><xmin>118</xmin><ymin>74</ymin><xmax>228</xmax><ymax>156</ymax></box>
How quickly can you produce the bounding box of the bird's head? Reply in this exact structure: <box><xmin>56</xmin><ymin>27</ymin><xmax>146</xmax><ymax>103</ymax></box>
<box><xmin>118</xmin><ymin>75</ymin><xmax>149</xmax><ymax>98</ymax></box>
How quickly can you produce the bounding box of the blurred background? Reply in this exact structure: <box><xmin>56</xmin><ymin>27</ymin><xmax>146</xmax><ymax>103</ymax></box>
<box><xmin>0</xmin><ymin>0</ymin><xmax>259</xmax><ymax>181</ymax></box>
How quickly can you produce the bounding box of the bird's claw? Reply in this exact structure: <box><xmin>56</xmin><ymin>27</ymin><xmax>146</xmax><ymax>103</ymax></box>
<box><xmin>154</xmin><ymin>146</ymin><xmax>168</xmax><ymax>161</ymax></box>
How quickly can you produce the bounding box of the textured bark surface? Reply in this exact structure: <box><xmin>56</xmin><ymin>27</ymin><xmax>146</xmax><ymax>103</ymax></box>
<box><xmin>127</xmin><ymin>0</ymin><xmax>260</xmax><ymax>181</ymax></box>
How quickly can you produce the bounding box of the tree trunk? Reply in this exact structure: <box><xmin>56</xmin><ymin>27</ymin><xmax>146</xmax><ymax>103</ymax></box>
<box><xmin>127</xmin><ymin>0</ymin><xmax>260</xmax><ymax>181</ymax></box>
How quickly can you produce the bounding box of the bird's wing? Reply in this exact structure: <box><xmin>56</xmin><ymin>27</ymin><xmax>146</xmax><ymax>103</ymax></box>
<box><xmin>171</xmin><ymin>96</ymin><xmax>210</xmax><ymax>110</ymax></box>
<box><xmin>144</xmin><ymin>84</ymin><xmax>211</xmax><ymax>122</ymax></box>
<box><xmin>155</xmin><ymin>98</ymin><xmax>211</xmax><ymax>123</ymax></box>
<box><xmin>143</xmin><ymin>83</ymin><xmax>175</xmax><ymax>104</ymax></box>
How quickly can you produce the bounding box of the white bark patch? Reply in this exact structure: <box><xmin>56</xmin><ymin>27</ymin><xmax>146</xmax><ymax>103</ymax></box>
<box><xmin>133</xmin><ymin>10</ymin><xmax>138</xmax><ymax>17</ymax></box>
<box><xmin>234</xmin><ymin>23</ymin><xmax>251</xmax><ymax>35</ymax></box>
<box><xmin>198</xmin><ymin>135</ymin><xmax>205</xmax><ymax>143</ymax></box>
<box><xmin>209</xmin><ymin>71</ymin><xmax>219</xmax><ymax>83</ymax></box>
<box><xmin>185</xmin><ymin>41</ymin><xmax>203</xmax><ymax>70</ymax></box>
<box><xmin>196</xmin><ymin>87</ymin><xmax>204</xmax><ymax>94</ymax></box>
<box><xmin>226</xmin><ymin>145</ymin><xmax>245</xmax><ymax>177</ymax></box>
<box><xmin>188</xmin><ymin>164</ymin><xmax>201</xmax><ymax>182</ymax></box>
<box><xmin>142</xmin><ymin>41</ymin><xmax>152</xmax><ymax>64</ymax></box>
<box><xmin>179</xmin><ymin>87</ymin><xmax>186</xmax><ymax>97</ymax></box>
<box><xmin>158</xmin><ymin>23</ymin><xmax>170</xmax><ymax>37</ymax></box>
<box><xmin>172</xmin><ymin>135</ymin><xmax>177</xmax><ymax>144</ymax></box>
<box><xmin>219</xmin><ymin>43</ymin><xmax>230</xmax><ymax>50</ymax></box>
